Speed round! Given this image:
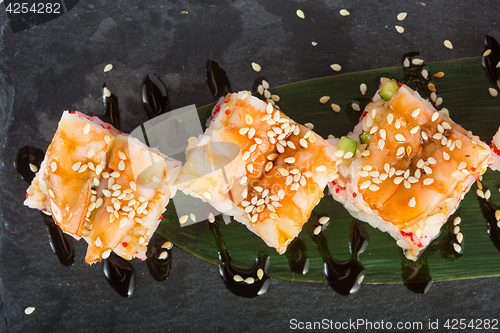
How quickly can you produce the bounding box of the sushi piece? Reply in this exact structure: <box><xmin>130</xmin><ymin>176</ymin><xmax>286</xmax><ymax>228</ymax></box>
<box><xmin>176</xmin><ymin>91</ymin><xmax>338</xmax><ymax>254</ymax></box>
<box><xmin>328</xmin><ymin>78</ymin><xmax>491</xmax><ymax>260</ymax></box>
<box><xmin>24</xmin><ymin>111</ymin><xmax>181</xmax><ymax>263</ymax></box>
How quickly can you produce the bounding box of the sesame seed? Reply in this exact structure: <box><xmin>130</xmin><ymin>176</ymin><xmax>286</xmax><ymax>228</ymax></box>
<box><xmin>395</xmin><ymin>134</ymin><xmax>406</xmax><ymax>142</ymax></box>
<box><xmin>316</xmin><ymin>165</ymin><xmax>326</xmax><ymax>172</ymax></box>
<box><xmin>396</xmin><ymin>147</ymin><xmax>405</xmax><ymax>156</ymax></box>
<box><xmin>410</xmin><ymin>126</ymin><xmax>419</xmax><ymax>135</ymax></box>
<box><xmin>247</xmin><ymin>164</ymin><xmax>254</xmax><ymax>173</ymax></box>
<box><xmin>359</xmin><ymin>83</ymin><xmax>367</xmax><ymax>95</ymax></box>
<box><xmin>360</xmin><ymin>180</ymin><xmax>371</xmax><ymax>189</ymax></box>
<box><xmin>78</xmin><ymin>164</ymin><xmax>88</xmax><ymax>173</ymax></box>
<box><xmin>369</xmin><ymin>184</ymin><xmax>379</xmax><ymax>191</ymax></box>
<box><xmin>330</xmin><ymin>64</ymin><xmax>342</xmax><ymax>72</ymax></box>
<box><xmin>298</xmin><ymin>138</ymin><xmax>309</xmax><ymax>149</ymax></box>
<box><xmin>454</xmin><ymin>216</ymin><xmax>461</xmax><ymax>225</ymax></box>
<box><xmin>313</xmin><ymin>225</ymin><xmax>322</xmax><ymax>235</ymax></box>
<box><xmin>412</xmin><ymin>58</ymin><xmax>424</xmax><ymax>66</ymax></box>
<box><xmin>339</xmin><ymin>9</ymin><xmax>350</xmax><ymax>16</ymax></box>
<box><xmin>411</xmin><ymin>108</ymin><xmax>421</xmax><ymax>118</ymax></box>
<box><xmin>433</xmin><ymin>133</ymin><xmax>442</xmax><ymax>140</ymax></box>
<box><xmin>379</xmin><ymin>129</ymin><xmax>387</xmax><ymax>140</ymax></box>
<box><xmin>489</xmin><ymin>87</ymin><xmax>498</xmax><ymax>97</ymax></box>
<box><xmin>83</xmin><ymin>124</ymin><xmax>91</xmax><ymax>134</ymax></box>
<box><xmin>110</xmin><ymin>171</ymin><xmax>120</xmax><ymax>178</ymax></box>
<box><xmin>95</xmin><ymin>237</ymin><xmax>102</xmax><ymax>247</ymax></box>
<box><xmin>436</xmin><ymin>97</ymin><xmax>443</xmax><ymax>106</ymax></box>
<box><xmin>251</xmin><ymin>62</ymin><xmax>261</xmax><ymax>72</ymax></box>
<box><xmin>397</xmin><ymin>12</ymin><xmax>407</xmax><ymax>21</ymax></box>
<box><xmin>116</xmin><ymin>160</ymin><xmax>125</xmax><ymax>171</ymax></box>
<box><xmin>431</xmin><ymin>112</ymin><xmax>439</xmax><ymax>122</ymax></box>
<box><xmin>278</xmin><ymin>167</ymin><xmax>289</xmax><ymax>176</ymax></box>
<box><xmin>290</xmin><ymin>183</ymin><xmax>299</xmax><ymax>191</ymax></box>
<box><xmin>443</xmin><ymin>152</ymin><xmax>450</xmax><ymax>160</ymax></box>
<box><xmin>284</xmin><ymin>157</ymin><xmax>295</xmax><ymax>164</ymax></box>
<box><xmin>458</xmin><ymin>161</ymin><xmax>467</xmax><ymax>170</ymax></box>
<box><xmin>242</xmin><ymin>151</ymin><xmax>251</xmax><ymax>161</ymax></box>
<box><xmin>50</xmin><ymin>161</ymin><xmax>57</xmax><ymax>172</ymax></box>
<box><xmin>343</xmin><ymin>151</ymin><xmax>354</xmax><ymax>159</ymax></box>
<box><xmin>248</xmin><ymin>127</ymin><xmax>256</xmax><ymax>139</ymax></box>
<box><xmin>496</xmin><ymin>210</ymin><xmax>500</xmax><ymax>221</ymax></box>
<box><xmin>257</xmin><ymin>269</ymin><xmax>264</xmax><ymax>280</ymax></box>
<box><xmin>24</xmin><ymin>307</ymin><xmax>36</xmax><ymax>315</ymax></box>
<box><xmin>386</xmin><ymin>113</ymin><xmax>394</xmax><ymax>125</ymax></box>
<box><xmin>421</xmin><ymin>69</ymin><xmax>429</xmax><ymax>79</ymax></box>
<box><xmin>278</xmin><ymin>189</ymin><xmax>285</xmax><ymax>199</ymax></box>
<box><xmin>270</xmin><ymin>212</ymin><xmax>279</xmax><ymax>220</ymax></box>
<box><xmin>394</xmin><ymin>177</ymin><xmax>404</xmax><ymax>185</ymax></box>
<box><xmin>239</xmin><ymin>128</ymin><xmax>250</xmax><ymax>136</ymax></box>
<box><xmin>409</xmin><ymin>197</ymin><xmax>416</xmax><ymax>207</ymax></box>
<box><xmin>28</xmin><ymin>162</ymin><xmax>38</xmax><ymax>173</ymax></box>
<box><xmin>318</xmin><ymin>216</ymin><xmax>330</xmax><ymax>225</ymax></box>
<box><xmin>245</xmin><ymin>114</ymin><xmax>253</xmax><ymax>125</ymax></box>
<box><xmin>428</xmin><ymin>157</ymin><xmax>437</xmax><ymax>165</ymax></box>
<box><xmin>423</xmin><ymin>178</ymin><xmax>434</xmax><ymax>186</ymax></box>
<box><xmin>179</xmin><ymin>215</ymin><xmax>188</xmax><ymax>224</ymax></box>
<box><xmin>265</xmin><ymin>161</ymin><xmax>273</xmax><ymax>172</ymax></box>
<box><xmin>444</xmin><ymin>40</ymin><xmax>453</xmax><ymax>49</ymax></box>
<box><xmin>434</xmin><ymin>71</ymin><xmax>445</xmax><ymax>78</ymax></box>
<box><xmin>395</xmin><ymin>25</ymin><xmax>404</xmax><ymax>34</ymax></box>
<box><xmin>351</xmin><ymin>103</ymin><xmax>360</xmax><ymax>111</ymax></box>
<box><xmin>378</xmin><ymin>139</ymin><xmax>385</xmax><ymax>149</ymax></box>
<box><xmin>477</xmin><ymin>189</ymin><xmax>485</xmax><ymax>198</ymax></box>
<box><xmin>296</xmin><ymin>9</ymin><xmax>305</xmax><ymax>19</ymax></box>
<box><xmin>485</xmin><ymin>189</ymin><xmax>492</xmax><ymax>200</ymax></box>
<box><xmin>453</xmin><ymin>243</ymin><xmax>462</xmax><ymax>253</ymax></box>
<box><xmin>272</xmin><ymin>110</ymin><xmax>280</xmax><ymax>122</ymax></box>
<box><xmin>319</xmin><ymin>96</ymin><xmax>331</xmax><ymax>104</ymax></box>
<box><xmin>331</xmin><ymin>103</ymin><xmax>341</xmax><ymax>112</ymax></box>
<box><xmin>403</xmin><ymin>58</ymin><xmax>410</xmax><ymax>67</ymax></box>
<box><xmin>72</xmin><ymin>162</ymin><xmax>82</xmax><ymax>172</ymax></box>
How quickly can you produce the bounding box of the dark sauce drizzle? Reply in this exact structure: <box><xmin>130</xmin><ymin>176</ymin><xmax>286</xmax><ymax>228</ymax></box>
<box><xmin>103</xmin><ymin>253</ymin><xmax>135</xmax><ymax>297</ymax></box>
<box><xmin>141</xmin><ymin>74</ymin><xmax>171</xmax><ymax>119</ymax></box>
<box><xmin>307</xmin><ymin>216</ymin><xmax>367</xmax><ymax>296</ymax></box>
<box><xmin>401</xmin><ymin>214</ymin><xmax>463</xmax><ymax>294</ymax></box>
<box><xmin>205</xmin><ymin>61</ymin><xmax>273</xmax><ymax>297</ymax></box>
<box><xmin>482</xmin><ymin>31</ymin><xmax>500</xmax><ymax>88</ymax></box>
<box><xmin>476</xmin><ymin>185</ymin><xmax>500</xmax><ymax>252</ymax></box>
<box><xmin>146</xmin><ymin>233</ymin><xmax>173</xmax><ymax>281</ymax></box>
<box><xmin>285</xmin><ymin>238</ymin><xmax>309</xmax><ymax>275</ymax></box>
<box><xmin>15</xmin><ymin>146</ymin><xmax>45</xmax><ymax>183</ymax></box>
<box><xmin>208</xmin><ymin>220</ymin><xmax>270</xmax><ymax>298</ymax></box>
<box><xmin>101</xmin><ymin>83</ymin><xmax>120</xmax><ymax>129</ymax></box>
<box><xmin>42</xmin><ymin>214</ymin><xmax>75</xmax><ymax>266</ymax></box>
<box><xmin>401</xmin><ymin>258</ymin><xmax>433</xmax><ymax>294</ymax></box>
<box><xmin>15</xmin><ymin>145</ymin><xmax>76</xmax><ymax>266</ymax></box>
<box><xmin>206</xmin><ymin>60</ymin><xmax>232</xmax><ymax>99</ymax></box>
<box><xmin>140</xmin><ymin>73</ymin><xmax>176</xmax><ymax>282</ymax></box>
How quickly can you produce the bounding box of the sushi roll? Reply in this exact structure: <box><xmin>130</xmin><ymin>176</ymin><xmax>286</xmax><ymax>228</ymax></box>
<box><xmin>176</xmin><ymin>91</ymin><xmax>339</xmax><ymax>254</ymax></box>
<box><xmin>24</xmin><ymin>111</ymin><xmax>181</xmax><ymax>263</ymax></box>
<box><xmin>328</xmin><ymin>78</ymin><xmax>491</xmax><ymax>260</ymax></box>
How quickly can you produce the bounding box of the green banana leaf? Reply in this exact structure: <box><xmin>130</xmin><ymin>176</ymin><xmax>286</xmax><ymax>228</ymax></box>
<box><xmin>156</xmin><ymin>57</ymin><xmax>500</xmax><ymax>284</ymax></box>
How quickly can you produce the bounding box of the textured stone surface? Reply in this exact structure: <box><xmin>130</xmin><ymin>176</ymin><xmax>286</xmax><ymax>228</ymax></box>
<box><xmin>1</xmin><ymin>1</ymin><xmax>500</xmax><ymax>332</ymax></box>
